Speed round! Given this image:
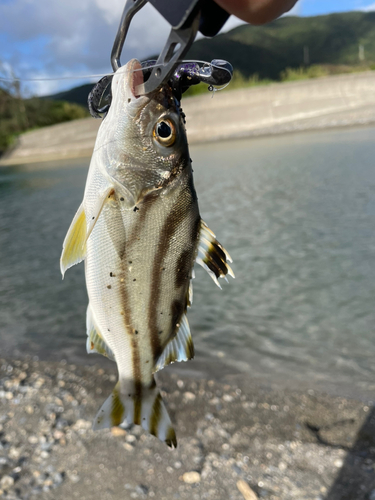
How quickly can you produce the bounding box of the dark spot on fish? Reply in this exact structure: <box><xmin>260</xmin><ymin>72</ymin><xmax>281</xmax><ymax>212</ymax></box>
<box><xmin>110</xmin><ymin>272</ymin><xmax>114</xmax><ymax>277</ymax></box>
<box><xmin>160</xmin><ymin>312</ymin><xmax>163</xmax><ymax>315</ymax></box>
<box><xmin>162</xmin><ymin>267</ymin><xmax>165</xmax><ymax>271</ymax></box>
<box><xmin>175</xmin><ymin>250</ymin><xmax>191</xmax><ymax>288</ymax></box>
<box><xmin>171</xmin><ymin>300</ymin><xmax>184</xmax><ymax>334</ymax></box>
<box><xmin>128</xmin><ymin>394</ymin><xmax>131</xmax><ymax>397</ymax></box>
<box><xmin>120</xmin><ymin>197</ymin><xmax>124</xmax><ymax>201</ymax></box>
<box><xmin>133</xmin><ymin>278</ymin><xmax>136</xmax><ymax>282</ymax></box>
<box><xmin>108</xmin><ymin>329</ymin><xmax>110</xmax><ymax>332</ymax></box>
<box><xmin>128</xmin><ymin>261</ymin><xmax>132</xmax><ymax>264</ymax></box>
<box><xmin>134</xmin><ymin>330</ymin><xmax>138</xmax><ymax>335</ymax></box>
<box><xmin>146</xmin><ymin>360</ymin><xmax>149</xmax><ymax>364</ymax></box>
<box><xmin>128</xmin><ymin>98</ymin><xmax>131</xmax><ymax>103</ymax></box>
<box><xmin>159</xmin><ymin>331</ymin><xmax>163</xmax><ymax>335</ymax></box>
<box><xmin>107</xmin><ymin>285</ymin><xmax>112</xmax><ymax>289</ymax></box>
<box><xmin>133</xmin><ymin>206</ymin><xmax>139</xmax><ymax>212</ymax></box>
<box><xmin>92</xmin><ymin>216</ymin><xmax>95</xmax><ymax>220</ymax></box>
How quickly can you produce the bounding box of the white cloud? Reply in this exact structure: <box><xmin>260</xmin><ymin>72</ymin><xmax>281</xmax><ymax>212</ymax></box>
<box><xmin>361</xmin><ymin>2</ymin><xmax>375</xmax><ymax>11</ymax></box>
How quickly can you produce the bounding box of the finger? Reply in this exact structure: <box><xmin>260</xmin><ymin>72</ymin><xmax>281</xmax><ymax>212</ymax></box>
<box><xmin>215</xmin><ymin>0</ymin><xmax>299</xmax><ymax>25</ymax></box>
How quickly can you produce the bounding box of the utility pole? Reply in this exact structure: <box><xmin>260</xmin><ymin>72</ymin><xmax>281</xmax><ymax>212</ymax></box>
<box><xmin>359</xmin><ymin>44</ymin><xmax>365</xmax><ymax>62</ymax></box>
<box><xmin>303</xmin><ymin>45</ymin><xmax>310</xmax><ymax>66</ymax></box>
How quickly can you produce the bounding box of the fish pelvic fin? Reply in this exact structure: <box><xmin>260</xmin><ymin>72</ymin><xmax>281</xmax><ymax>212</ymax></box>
<box><xmin>93</xmin><ymin>380</ymin><xmax>177</xmax><ymax>448</ymax></box>
<box><xmin>196</xmin><ymin>219</ymin><xmax>235</xmax><ymax>289</ymax></box>
<box><xmin>86</xmin><ymin>304</ymin><xmax>115</xmax><ymax>361</ymax></box>
<box><xmin>60</xmin><ymin>202</ymin><xmax>87</xmax><ymax>277</ymax></box>
<box><xmin>153</xmin><ymin>314</ymin><xmax>194</xmax><ymax>373</ymax></box>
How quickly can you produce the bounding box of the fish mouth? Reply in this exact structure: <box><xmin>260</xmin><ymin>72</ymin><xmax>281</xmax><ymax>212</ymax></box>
<box><xmin>129</xmin><ymin>59</ymin><xmax>144</xmax><ymax>99</ymax></box>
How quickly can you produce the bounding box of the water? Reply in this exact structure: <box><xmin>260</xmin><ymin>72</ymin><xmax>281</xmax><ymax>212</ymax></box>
<box><xmin>1</xmin><ymin>126</ymin><xmax>375</xmax><ymax>399</ymax></box>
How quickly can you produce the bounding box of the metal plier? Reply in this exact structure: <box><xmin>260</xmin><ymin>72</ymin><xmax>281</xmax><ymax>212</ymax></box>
<box><xmin>111</xmin><ymin>0</ymin><xmax>230</xmax><ymax>95</ymax></box>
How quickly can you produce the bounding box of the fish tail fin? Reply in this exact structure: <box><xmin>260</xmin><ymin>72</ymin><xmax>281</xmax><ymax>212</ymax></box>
<box><xmin>93</xmin><ymin>379</ymin><xmax>177</xmax><ymax>448</ymax></box>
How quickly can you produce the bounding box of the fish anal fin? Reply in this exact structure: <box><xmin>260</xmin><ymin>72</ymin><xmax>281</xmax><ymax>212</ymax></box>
<box><xmin>60</xmin><ymin>203</ymin><xmax>87</xmax><ymax>277</ymax></box>
<box><xmin>153</xmin><ymin>314</ymin><xmax>194</xmax><ymax>373</ymax></box>
<box><xmin>93</xmin><ymin>379</ymin><xmax>177</xmax><ymax>448</ymax></box>
<box><xmin>86</xmin><ymin>304</ymin><xmax>115</xmax><ymax>361</ymax></box>
<box><xmin>196</xmin><ymin>219</ymin><xmax>235</xmax><ymax>288</ymax></box>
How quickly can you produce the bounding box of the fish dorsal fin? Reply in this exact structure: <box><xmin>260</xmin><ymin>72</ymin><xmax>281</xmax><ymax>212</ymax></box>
<box><xmin>153</xmin><ymin>314</ymin><xmax>194</xmax><ymax>373</ymax></box>
<box><xmin>196</xmin><ymin>220</ymin><xmax>235</xmax><ymax>289</ymax></box>
<box><xmin>60</xmin><ymin>186</ymin><xmax>114</xmax><ymax>277</ymax></box>
<box><xmin>60</xmin><ymin>202</ymin><xmax>87</xmax><ymax>277</ymax></box>
<box><xmin>86</xmin><ymin>304</ymin><xmax>115</xmax><ymax>361</ymax></box>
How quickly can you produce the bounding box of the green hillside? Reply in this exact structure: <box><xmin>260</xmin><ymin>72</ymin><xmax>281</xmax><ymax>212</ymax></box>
<box><xmin>44</xmin><ymin>11</ymin><xmax>375</xmax><ymax>106</ymax></box>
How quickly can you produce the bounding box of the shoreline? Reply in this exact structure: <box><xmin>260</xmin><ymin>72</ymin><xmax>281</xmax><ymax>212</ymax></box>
<box><xmin>1</xmin><ymin>356</ymin><xmax>374</xmax><ymax>499</ymax></box>
<box><xmin>2</xmin><ymin>71</ymin><xmax>375</xmax><ymax>166</ymax></box>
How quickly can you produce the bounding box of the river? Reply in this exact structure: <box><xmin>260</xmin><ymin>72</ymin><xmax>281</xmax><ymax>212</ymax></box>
<box><xmin>1</xmin><ymin>125</ymin><xmax>375</xmax><ymax>400</ymax></box>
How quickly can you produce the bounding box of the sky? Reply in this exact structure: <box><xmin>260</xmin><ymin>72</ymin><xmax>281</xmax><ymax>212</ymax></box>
<box><xmin>1</xmin><ymin>0</ymin><xmax>375</xmax><ymax>96</ymax></box>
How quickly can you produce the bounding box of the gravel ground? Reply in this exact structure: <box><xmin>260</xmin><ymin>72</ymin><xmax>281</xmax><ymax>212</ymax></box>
<box><xmin>0</xmin><ymin>357</ymin><xmax>374</xmax><ymax>500</ymax></box>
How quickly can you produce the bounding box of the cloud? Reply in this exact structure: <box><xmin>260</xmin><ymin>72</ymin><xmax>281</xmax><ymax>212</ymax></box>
<box><xmin>0</xmin><ymin>0</ymin><xmax>301</xmax><ymax>96</ymax></box>
<box><xmin>0</xmin><ymin>0</ymin><xmax>170</xmax><ymax>95</ymax></box>
<box><xmin>361</xmin><ymin>2</ymin><xmax>375</xmax><ymax>11</ymax></box>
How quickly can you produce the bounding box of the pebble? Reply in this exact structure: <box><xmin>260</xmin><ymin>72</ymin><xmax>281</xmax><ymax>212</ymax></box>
<box><xmin>334</xmin><ymin>459</ymin><xmax>344</xmax><ymax>468</ymax></box>
<box><xmin>111</xmin><ymin>426</ymin><xmax>127</xmax><ymax>437</ymax></box>
<box><xmin>182</xmin><ymin>471</ymin><xmax>201</xmax><ymax>484</ymax></box>
<box><xmin>237</xmin><ymin>480</ymin><xmax>258</xmax><ymax>500</ymax></box>
<box><xmin>183</xmin><ymin>391</ymin><xmax>196</xmax><ymax>402</ymax></box>
<box><xmin>0</xmin><ymin>475</ymin><xmax>14</xmax><ymax>490</ymax></box>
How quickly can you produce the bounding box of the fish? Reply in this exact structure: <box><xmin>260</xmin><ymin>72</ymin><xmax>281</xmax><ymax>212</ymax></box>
<box><xmin>60</xmin><ymin>58</ymin><xmax>234</xmax><ymax>447</ymax></box>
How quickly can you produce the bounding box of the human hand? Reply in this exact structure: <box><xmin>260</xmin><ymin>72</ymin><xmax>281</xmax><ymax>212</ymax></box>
<box><xmin>214</xmin><ymin>0</ymin><xmax>299</xmax><ymax>25</ymax></box>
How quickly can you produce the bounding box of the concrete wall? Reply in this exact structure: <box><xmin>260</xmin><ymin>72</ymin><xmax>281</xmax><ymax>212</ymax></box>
<box><xmin>3</xmin><ymin>71</ymin><xmax>375</xmax><ymax>165</ymax></box>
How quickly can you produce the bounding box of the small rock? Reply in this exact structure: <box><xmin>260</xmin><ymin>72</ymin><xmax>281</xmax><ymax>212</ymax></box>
<box><xmin>8</xmin><ymin>446</ymin><xmax>21</xmax><ymax>460</ymax></box>
<box><xmin>73</xmin><ymin>419</ymin><xmax>91</xmax><ymax>431</ymax></box>
<box><xmin>182</xmin><ymin>471</ymin><xmax>201</xmax><ymax>484</ymax></box>
<box><xmin>183</xmin><ymin>392</ymin><xmax>196</xmax><ymax>402</ymax></box>
<box><xmin>111</xmin><ymin>427</ymin><xmax>127</xmax><ymax>437</ymax></box>
<box><xmin>25</xmin><ymin>405</ymin><xmax>34</xmax><ymax>415</ymax></box>
<box><xmin>53</xmin><ymin>430</ymin><xmax>64</xmax><ymax>440</ymax></box>
<box><xmin>28</xmin><ymin>435</ymin><xmax>39</xmax><ymax>444</ymax></box>
<box><xmin>334</xmin><ymin>459</ymin><xmax>344</xmax><ymax>468</ymax></box>
<box><xmin>237</xmin><ymin>480</ymin><xmax>258</xmax><ymax>500</ymax></box>
<box><xmin>0</xmin><ymin>475</ymin><xmax>14</xmax><ymax>491</ymax></box>
<box><xmin>123</xmin><ymin>443</ymin><xmax>134</xmax><ymax>451</ymax></box>
<box><xmin>223</xmin><ymin>394</ymin><xmax>234</xmax><ymax>402</ymax></box>
<box><xmin>5</xmin><ymin>392</ymin><xmax>13</xmax><ymax>400</ymax></box>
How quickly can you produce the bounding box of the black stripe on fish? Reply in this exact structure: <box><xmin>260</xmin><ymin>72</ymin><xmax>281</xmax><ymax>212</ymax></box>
<box><xmin>149</xmin><ymin>392</ymin><xmax>162</xmax><ymax>438</ymax></box>
<box><xmin>148</xmin><ymin>196</ymin><xmax>192</xmax><ymax>361</ymax></box>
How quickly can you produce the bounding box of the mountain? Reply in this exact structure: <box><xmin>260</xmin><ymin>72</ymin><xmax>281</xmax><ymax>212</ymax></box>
<box><xmin>43</xmin><ymin>11</ymin><xmax>375</xmax><ymax>106</ymax></box>
<box><xmin>46</xmin><ymin>83</ymin><xmax>94</xmax><ymax>107</ymax></box>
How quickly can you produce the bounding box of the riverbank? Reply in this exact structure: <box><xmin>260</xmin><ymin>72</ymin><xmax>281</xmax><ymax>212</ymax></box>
<box><xmin>1</xmin><ymin>356</ymin><xmax>374</xmax><ymax>500</ymax></box>
<box><xmin>2</xmin><ymin>71</ymin><xmax>375</xmax><ymax>166</ymax></box>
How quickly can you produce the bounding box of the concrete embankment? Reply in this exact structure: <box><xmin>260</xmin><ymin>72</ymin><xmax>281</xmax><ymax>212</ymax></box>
<box><xmin>2</xmin><ymin>71</ymin><xmax>375</xmax><ymax>165</ymax></box>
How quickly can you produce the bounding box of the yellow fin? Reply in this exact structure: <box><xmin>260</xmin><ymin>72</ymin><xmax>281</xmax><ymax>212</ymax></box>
<box><xmin>60</xmin><ymin>203</ymin><xmax>87</xmax><ymax>277</ymax></box>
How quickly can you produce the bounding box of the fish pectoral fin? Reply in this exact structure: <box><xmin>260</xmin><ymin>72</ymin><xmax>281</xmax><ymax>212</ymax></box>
<box><xmin>60</xmin><ymin>202</ymin><xmax>87</xmax><ymax>277</ymax></box>
<box><xmin>85</xmin><ymin>186</ymin><xmax>115</xmax><ymax>243</ymax></box>
<box><xmin>93</xmin><ymin>379</ymin><xmax>177</xmax><ymax>448</ymax></box>
<box><xmin>86</xmin><ymin>304</ymin><xmax>115</xmax><ymax>361</ymax></box>
<box><xmin>196</xmin><ymin>219</ymin><xmax>235</xmax><ymax>289</ymax></box>
<box><xmin>153</xmin><ymin>314</ymin><xmax>194</xmax><ymax>373</ymax></box>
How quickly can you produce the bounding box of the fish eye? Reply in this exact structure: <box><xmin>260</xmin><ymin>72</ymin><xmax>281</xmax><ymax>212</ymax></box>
<box><xmin>153</xmin><ymin>119</ymin><xmax>176</xmax><ymax>147</ymax></box>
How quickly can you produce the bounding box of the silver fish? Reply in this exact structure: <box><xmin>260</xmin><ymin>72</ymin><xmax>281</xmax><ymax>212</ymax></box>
<box><xmin>60</xmin><ymin>59</ymin><xmax>234</xmax><ymax>447</ymax></box>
